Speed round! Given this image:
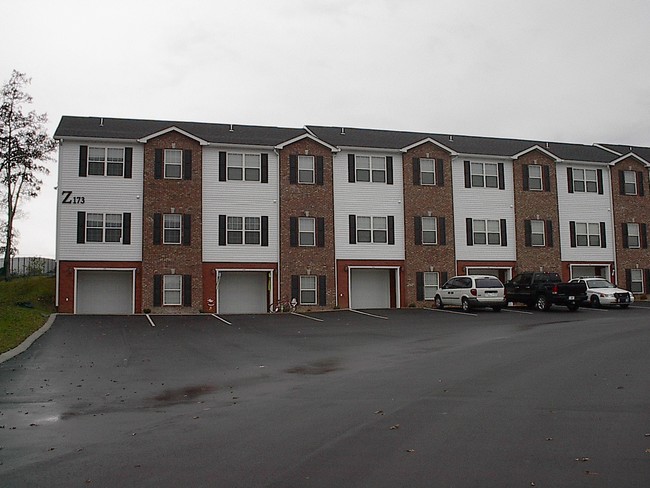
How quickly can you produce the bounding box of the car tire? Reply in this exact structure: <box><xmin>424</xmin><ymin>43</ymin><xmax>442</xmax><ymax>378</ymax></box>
<box><xmin>590</xmin><ymin>295</ymin><xmax>601</xmax><ymax>308</ymax></box>
<box><xmin>461</xmin><ymin>297</ymin><xmax>470</xmax><ymax>312</ymax></box>
<box><xmin>434</xmin><ymin>295</ymin><xmax>444</xmax><ymax>309</ymax></box>
<box><xmin>567</xmin><ymin>303</ymin><xmax>580</xmax><ymax>312</ymax></box>
<box><xmin>535</xmin><ymin>295</ymin><xmax>550</xmax><ymax>311</ymax></box>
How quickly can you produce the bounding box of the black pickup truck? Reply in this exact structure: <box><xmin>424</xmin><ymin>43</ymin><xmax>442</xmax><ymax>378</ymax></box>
<box><xmin>504</xmin><ymin>272</ymin><xmax>587</xmax><ymax>311</ymax></box>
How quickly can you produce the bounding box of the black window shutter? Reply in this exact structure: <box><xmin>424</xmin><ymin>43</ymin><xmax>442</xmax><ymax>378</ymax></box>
<box><xmin>543</xmin><ymin>166</ymin><xmax>551</xmax><ymax>192</ymax></box>
<box><xmin>646</xmin><ymin>270</ymin><xmax>650</xmax><ymax>292</ymax></box>
<box><xmin>182</xmin><ymin>150</ymin><xmax>192</xmax><ymax>180</ymax></box>
<box><xmin>600</xmin><ymin>222</ymin><xmax>606</xmax><ymax>248</ymax></box>
<box><xmin>625</xmin><ymin>269</ymin><xmax>632</xmax><ymax>291</ymax></box>
<box><xmin>436</xmin><ymin>159</ymin><xmax>444</xmax><ymax>186</ymax></box>
<box><xmin>182</xmin><ymin>214</ymin><xmax>191</xmax><ymax>245</ymax></box>
<box><xmin>291</xmin><ymin>275</ymin><xmax>300</xmax><ymax>301</ymax></box>
<box><xmin>219</xmin><ymin>215</ymin><xmax>226</xmax><ymax>245</ymax></box>
<box><xmin>318</xmin><ymin>275</ymin><xmax>327</xmax><ymax>306</ymax></box>
<box><xmin>317</xmin><ymin>217</ymin><xmax>325</xmax><ymax>247</ymax></box>
<box><xmin>441</xmin><ymin>271</ymin><xmax>448</xmax><ymax>285</ymax></box>
<box><xmin>641</xmin><ymin>223</ymin><xmax>648</xmax><ymax>249</ymax></box>
<box><xmin>316</xmin><ymin>156</ymin><xmax>324</xmax><ymax>185</ymax></box>
<box><xmin>466</xmin><ymin>218</ymin><xmax>473</xmax><ymax>246</ymax></box>
<box><xmin>524</xmin><ymin>220</ymin><xmax>532</xmax><ymax>246</ymax></box>
<box><xmin>219</xmin><ymin>152</ymin><xmax>227</xmax><ymax>181</ymax></box>
<box><xmin>416</xmin><ymin>272</ymin><xmax>424</xmax><ymax>301</ymax></box>
<box><xmin>546</xmin><ymin>220</ymin><xmax>553</xmax><ymax>247</ymax></box>
<box><xmin>522</xmin><ymin>165</ymin><xmax>530</xmax><ymax>191</ymax></box>
<box><xmin>388</xmin><ymin>216</ymin><xmax>395</xmax><ymax>245</ymax></box>
<box><xmin>153</xmin><ymin>275</ymin><xmax>162</xmax><ymax>307</ymax></box>
<box><xmin>122</xmin><ymin>213</ymin><xmax>131</xmax><ymax>245</ymax></box>
<box><xmin>349</xmin><ymin>215</ymin><xmax>356</xmax><ymax>244</ymax></box>
<box><xmin>261</xmin><ymin>153</ymin><xmax>269</xmax><ymax>183</ymax></box>
<box><xmin>498</xmin><ymin>163</ymin><xmax>505</xmax><ymax>190</ymax></box>
<box><xmin>413</xmin><ymin>158</ymin><xmax>420</xmax><ymax>185</ymax></box>
<box><xmin>153</xmin><ymin>213</ymin><xmax>162</xmax><ymax>245</ymax></box>
<box><xmin>439</xmin><ymin>217</ymin><xmax>447</xmax><ymax>245</ymax></box>
<box><xmin>79</xmin><ymin>145</ymin><xmax>88</xmax><ymax>177</ymax></box>
<box><xmin>290</xmin><ymin>217</ymin><xmax>298</xmax><ymax>247</ymax></box>
<box><xmin>348</xmin><ymin>154</ymin><xmax>356</xmax><ymax>183</ymax></box>
<box><xmin>182</xmin><ymin>275</ymin><xmax>192</xmax><ymax>307</ymax></box>
<box><xmin>638</xmin><ymin>171</ymin><xmax>645</xmax><ymax>196</ymax></box>
<box><xmin>619</xmin><ymin>170</ymin><xmax>626</xmax><ymax>195</ymax></box>
<box><xmin>464</xmin><ymin>161</ymin><xmax>471</xmax><ymax>188</ymax></box>
<box><xmin>154</xmin><ymin>149</ymin><xmax>163</xmax><ymax>179</ymax></box>
<box><xmin>500</xmin><ymin>219</ymin><xmax>507</xmax><ymax>246</ymax></box>
<box><xmin>261</xmin><ymin>216</ymin><xmax>269</xmax><ymax>246</ymax></box>
<box><xmin>567</xmin><ymin>167</ymin><xmax>574</xmax><ymax>193</ymax></box>
<box><xmin>386</xmin><ymin>156</ymin><xmax>393</xmax><ymax>185</ymax></box>
<box><xmin>622</xmin><ymin>223</ymin><xmax>629</xmax><ymax>248</ymax></box>
<box><xmin>77</xmin><ymin>211</ymin><xmax>86</xmax><ymax>244</ymax></box>
<box><xmin>289</xmin><ymin>155</ymin><xmax>298</xmax><ymax>184</ymax></box>
<box><xmin>597</xmin><ymin>169</ymin><xmax>604</xmax><ymax>194</ymax></box>
<box><xmin>569</xmin><ymin>221</ymin><xmax>576</xmax><ymax>247</ymax></box>
<box><xmin>414</xmin><ymin>216</ymin><xmax>422</xmax><ymax>245</ymax></box>
<box><xmin>124</xmin><ymin>147</ymin><xmax>133</xmax><ymax>179</ymax></box>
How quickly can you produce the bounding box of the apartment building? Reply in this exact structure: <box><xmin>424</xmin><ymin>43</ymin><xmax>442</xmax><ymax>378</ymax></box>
<box><xmin>54</xmin><ymin>116</ymin><xmax>650</xmax><ymax>314</ymax></box>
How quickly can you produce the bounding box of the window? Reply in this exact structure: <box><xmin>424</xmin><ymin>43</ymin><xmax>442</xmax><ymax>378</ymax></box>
<box><xmin>105</xmin><ymin>214</ymin><xmax>122</xmax><ymax>242</ymax></box>
<box><xmin>85</xmin><ymin>213</ymin><xmax>122</xmax><ymax>242</ymax></box>
<box><xmin>227</xmin><ymin>153</ymin><xmax>261</xmax><ymax>181</ymax></box>
<box><xmin>422</xmin><ymin>217</ymin><xmax>438</xmax><ymax>244</ymax></box>
<box><xmin>473</xmin><ymin>219</ymin><xmax>501</xmax><ymax>245</ymax></box>
<box><xmin>87</xmin><ymin>147</ymin><xmax>124</xmax><ymax>176</ymax></box>
<box><xmin>471</xmin><ymin>162</ymin><xmax>498</xmax><ymax>188</ymax></box>
<box><xmin>356</xmin><ymin>155</ymin><xmax>386</xmax><ymax>183</ymax></box>
<box><xmin>530</xmin><ymin>220</ymin><xmax>545</xmax><ymax>246</ymax></box>
<box><xmin>163</xmin><ymin>275</ymin><xmax>182</xmax><ymax>306</ymax></box>
<box><xmin>298</xmin><ymin>156</ymin><xmax>315</xmax><ymax>184</ymax></box>
<box><xmin>300</xmin><ymin>275</ymin><xmax>317</xmax><ymax>305</ymax></box>
<box><xmin>627</xmin><ymin>223</ymin><xmax>640</xmax><ymax>248</ymax></box>
<box><xmin>575</xmin><ymin>222</ymin><xmax>601</xmax><ymax>247</ymax></box>
<box><xmin>573</xmin><ymin>168</ymin><xmax>598</xmax><ymax>193</ymax></box>
<box><xmin>226</xmin><ymin>216</ymin><xmax>261</xmax><ymax>245</ymax></box>
<box><xmin>245</xmin><ymin>217</ymin><xmax>261</xmax><ymax>244</ymax></box>
<box><xmin>164</xmin><ymin>149</ymin><xmax>182</xmax><ymax>179</ymax></box>
<box><xmin>299</xmin><ymin>217</ymin><xmax>315</xmax><ymax>246</ymax></box>
<box><xmin>623</xmin><ymin>171</ymin><xmax>637</xmax><ymax>195</ymax></box>
<box><xmin>163</xmin><ymin>214</ymin><xmax>182</xmax><ymax>244</ymax></box>
<box><xmin>356</xmin><ymin>216</ymin><xmax>387</xmax><ymax>243</ymax></box>
<box><xmin>630</xmin><ymin>269</ymin><xmax>643</xmax><ymax>293</ymax></box>
<box><xmin>424</xmin><ymin>272</ymin><xmax>439</xmax><ymax>300</ymax></box>
<box><xmin>528</xmin><ymin>165</ymin><xmax>543</xmax><ymax>191</ymax></box>
<box><xmin>227</xmin><ymin>217</ymin><xmax>243</xmax><ymax>244</ymax></box>
<box><xmin>420</xmin><ymin>159</ymin><xmax>436</xmax><ymax>185</ymax></box>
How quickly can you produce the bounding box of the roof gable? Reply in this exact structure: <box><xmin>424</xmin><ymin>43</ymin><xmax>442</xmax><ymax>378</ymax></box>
<box><xmin>401</xmin><ymin>137</ymin><xmax>457</xmax><ymax>155</ymax></box>
<box><xmin>137</xmin><ymin>126</ymin><xmax>209</xmax><ymax>145</ymax></box>
<box><xmin>274</xmin><ymin>133</ymin><xmax>339</xmax><ymax>152</ymax></box>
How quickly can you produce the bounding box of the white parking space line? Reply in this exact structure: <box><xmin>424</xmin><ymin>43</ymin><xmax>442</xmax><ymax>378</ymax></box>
<box><xmin>503</xmin><ymin>308</ymin><xmax>534</xmax><ymax>315</ymax></box>
<box><xmin>581</xmin><ymin>307</ymin><xmax>609</xmax><ymax>312</ymax></box>
<box><xmin>291</xmin><ymin>312</ymin><xmax>324</xmax><ymax>322</ymax></box>
<box><xmin>348</xmin><ymin>309</ymin><xmax>389</xmax><ymax>320</ymax></box>
<box><xmin>211</xmin><ymin>314</ymin><xmax>233</xmax><ymax>325</ymax></box>
<box><xmin>145</xmin><ymin>314</ymin><xmax>156</xmax><ymax>327</ymax></box>
<box><xmin>424</xmin><ymin>308</ymin><xmax>478</xmax><ymax>317</ymax></box>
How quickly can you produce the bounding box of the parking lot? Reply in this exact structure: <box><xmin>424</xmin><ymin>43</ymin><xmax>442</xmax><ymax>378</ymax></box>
<box><xmin>2</xmin><ymin>304</ymin><xmax>650</xmax><ymax>487</ymax></box>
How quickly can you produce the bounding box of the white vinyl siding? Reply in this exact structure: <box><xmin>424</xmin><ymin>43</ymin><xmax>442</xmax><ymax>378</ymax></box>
<box><xmin>56</xmin><ymin>141</ymin><xmax>143</xmax><ymax>261</ymax></box>
<box><xmin>202</xmin><ymin>146</ymin><xmax>278</xmax><ymax>262</ymax></box>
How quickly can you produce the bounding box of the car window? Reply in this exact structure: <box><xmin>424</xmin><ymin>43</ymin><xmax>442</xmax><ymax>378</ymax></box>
<box><xmin>459</xmin><ymin>278</ymin><xmax>472</xmax><ymax>288</ymax></box>
<box><xmin>476</xmin><ymin>277</ymin><xmax>503</xmax><ymax>288</ymax></box>
<box><xmin>587</xmin><ymin>279</ymin><xmax>615</xmax><ymax>288</ymax></box>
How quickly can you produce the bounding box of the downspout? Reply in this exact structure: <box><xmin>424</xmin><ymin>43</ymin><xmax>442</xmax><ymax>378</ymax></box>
<box><xmin>608</xmin><ymin>166</ymin><xmax>618</xmax><ymax>284</ymax></box>
<box><xmin>274</xmin><ymin>148</ymin><xmax>281</xmax><ymax>308</ymax></box>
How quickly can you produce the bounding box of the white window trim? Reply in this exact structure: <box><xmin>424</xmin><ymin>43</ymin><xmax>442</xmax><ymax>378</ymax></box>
<box><xmin>471</xmin><ymin>162</ymin><xmax>498</xmax><ymax>188</ymax></box>
<box><xmin>421</xmin><ymin>216</ymin><xmax>438</xmax><ymax>245</ymax></box>
<box><xmin>573</xmin><ymin>168</ymin><xmax>598</xmax><ymax>193</ymax></box>
<box><xmin>163</xmin><ymin>214</ymin><xmax>182</xmax><ymax>245</ymax></box>
<box><xmin>357</xmin><ymin>215</ymin><xmax>388</xmax><ymax>244</ymax></box>
<box><xmin>624</xmin><ymin>170</ymin><xmax>637</xmax><ymax>195</ymax></box>
<box><xmin>420</xmin><ymin>158</ymin><xmax>436</xmax><ymax>186</ymax></box>
<box><xmin>575</xmin><ymin>222</ymin><xmax>600</xmax><ymax>247</ymax></box>
<box><xmin>88</xmin><ymin>147</ymin><xmax>125</xmax><ymax>177</ymax></box>
<box><xmin>298</xmin><ymin>217</ymin><xmax>316</xmax><ymax>247</ymax></box>
<box><xmin>627</xmin><ymin>223</ymin><xmax>640</xmax><ymax>248</ymax></box>
<box><xmin>298</xmin><ymin>155</ymin><xmax>315</xmax><ymax>184</ymax></box>
<box><xmin>423</xmin><ymin>271</ymin><xmax>439</xmax><ymax>300</ymax></box>
<box><xmin>356</xmin><ymin>155</ymin><xmax>386</xmax><ymax>183</ymax></box>
<box><xmin>299</xmin><ymin>275</ymin><xmax>317</xmax><ymax>305</ymax></box>
<box><xmin>163</xmin><ymin>275</ymin><xmax>182</xmax><ymax>306</ymax></box>
<box><xmin>226</xmin><ymin>216</ymin><xmax>261</xmax><ymax>245</ymax></box>
<box><xmin>227</xmin><ymin>152</ymin><xmax>261</xmax><ymax>182</ymax></box>
<box><xmin>86</xmin><ymin>213</ymin><xmax>122</xmax><ymax>243</ymax></box>
<box><xmin>473</xmin><ymin>219</ymin><xmax>501</xmax><ymax>245</ymax></box>
<box><xmin>164</xmin><ymin>149</ymin><xmax>182</xmax><ymax>179</ymax></box>
<box><xmin>528</xmin><ymin>164</ymin><xmax>543</xmax><ymax>191</ymax></box>
<box><xmin>630</xmin><ymin>269</ymin><xmax>644</xmax><ymax>293</ymax></box>
<box><xmin>530</xmin><ymin>220</ymin><xmax>545</xmax><ymax>247</ymax></box>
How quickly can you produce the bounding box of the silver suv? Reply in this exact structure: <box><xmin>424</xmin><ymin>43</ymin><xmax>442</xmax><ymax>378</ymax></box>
<box><xmin>434</xmin><ymin>275</ymin><xmax>506</xmax><ymax>312</ymax></box>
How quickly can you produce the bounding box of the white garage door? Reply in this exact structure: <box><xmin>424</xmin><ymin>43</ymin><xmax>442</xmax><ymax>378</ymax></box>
<box><xmin>218</xmin><ymin>271</ymin><xmax>268</xmax><ymax>314</ymax></box>
<box><xmin>350</xmin><ymin>268</ymin><xmax>391</xmax><ymax>309</ymax></box>
<box><xmin>76</xmin><ymin>270</ymin><xmax>134</xmax><ymax>314</ymax></box>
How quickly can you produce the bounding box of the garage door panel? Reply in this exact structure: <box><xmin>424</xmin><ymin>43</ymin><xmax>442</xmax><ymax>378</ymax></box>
<box><xmin>77</xmin><ymin>270</ymin><xmax>133</xmax><ymax>314</ymax></box>
<box><xmin>350</xmin><ymin>269</ymin><xmax>390</xmax><ymax>309</ymax></box>
<box><xmin>218</xmin><ymin>272</ymin><xmax>268</xmax><ymax>314</ymax></box>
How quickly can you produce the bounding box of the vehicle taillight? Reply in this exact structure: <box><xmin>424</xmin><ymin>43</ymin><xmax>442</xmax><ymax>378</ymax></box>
<box><xmin>471</xmin><ymin>288</ymin><xmax>477</xmax><ymax>296</ymax></box>
<box><xmin>552</xmin><ymin>284</ymin><xmax>558</xmax><ymax>294</ymax></box>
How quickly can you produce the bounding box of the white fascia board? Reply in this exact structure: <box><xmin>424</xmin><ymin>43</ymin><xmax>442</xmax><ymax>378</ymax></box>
<box><xmin>401</xmin><ymin>137</ymin><xmax>457</xmax><ymax>155</ymax></box>
<box><xmin>337</xmin><ymin>145</ymin><xmax>402</xmax><ymax>154</ymax></box>
<box><xmin>207</xmin><ymin>143</ymin><xmax>276</xmax><ymax>151</ymax></box>
<box><xmin>608</xmin><ymin>152</ymin><xmax>650</xmax><ymax>167</ymax></box>
<box><xmin>55</xmin><ymin>136</ymin><xmax>140</xmax><ymax>144</ymax></box>
<box><xmin>511</xmin><ymin>145</ymin><xmax>561</xmax><ymax>162</ymax></box>
<box><xmin>275</xmin><ymin>133</ymin><xmax>339</xmax><ymax>152</ymax></box>
<box><xmin>137</xmin><ymin>126</ymin><xmax>209</xmax><ymax>145</ymax></box>
<box><xmin>453</xmin><ymin>152</ymin><xmax>513</xmax><ymax>161</ymax></box>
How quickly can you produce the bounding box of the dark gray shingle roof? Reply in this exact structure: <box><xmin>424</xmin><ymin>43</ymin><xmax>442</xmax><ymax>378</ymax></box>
<box><xmin>599</xmin><ymin>143</ymin><xmax>650</xmax><ymax>163</ymax></box>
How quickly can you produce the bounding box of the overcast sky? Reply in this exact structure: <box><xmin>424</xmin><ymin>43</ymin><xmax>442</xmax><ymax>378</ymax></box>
<box><xmin>3</xmin><ymin>0</ymin><xmax>650</xmax><ymax>258</ymax></box>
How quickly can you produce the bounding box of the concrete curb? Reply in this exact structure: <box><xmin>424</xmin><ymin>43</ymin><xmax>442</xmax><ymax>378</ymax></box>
<box><xmin>0</xmin><ymin>314</ymin><xmax>57</xmax><ymax>364</ymax></box>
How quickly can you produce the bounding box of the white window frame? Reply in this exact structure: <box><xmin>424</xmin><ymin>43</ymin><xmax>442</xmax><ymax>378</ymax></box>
<box><xmin>298</xmin><ymin>155</ymin><xmax>315</xmax><ymax>184</ymax></box>
<box><xmin>624</xmin><ymin>170</ymin><xmax>637</xmax><ymax>195</ymax></box>
<box><xmin>575</xmin><ymin>222</ymin><xmax>600</xmax><ymax>247</ymax></box>
<box><xmin>530</xmin><ymin>220</ymin><xmax>545</xmax><ymax>247</ymax></box>
<box><xmin>627</xmin><ymin>223</ymin><xmax>640</xmax><ymax>248</ymax></box>
<box><xmin>163</xmin><ymin>275</ymin><xmax>182</xmax><ymax>306</ymax></box>
<box><xmin>573</xmin><ymin>168</ymin><xmax>598</xmax><ymax>193</ymax></box>
<box><xmin>244</xmin><ymin>217</ymin><xmax>261</xmax><ymax>245</ymax></box>
<box><xmin>356</xmin><ymin>216</ymin><xmax>388</xmax><ymax>243</ymax></box>
<box><xmin>163</xmin><ymin>214</ymin><xmax>182</xmax><ymax>244</ymax></box>
<box><xmin>630</xmin><ymin>269</ymin><xmax>644</xmax><ymax>293</ymax></box>
<box><xmin>227</xmin><ymin>152</ymin><xmax>261</xmax><ymax>181</ymax></box>
<box><xmin>164</xmin><ymin>149</ymin><xmax>182</xmax><ymax>179</ymax></box>
<box><xmin>420</xmin><ymin>158</ymin><xmax>436</xmax><ymax>185</ymax></box>
<box><xmin>299</xmin><ymin>275</ymin><xmax>317</xmax><ymax>305</ymax></box>
<box><xmin>356</xmin><ymin>155</ymin><xmax>386</xmax><ymax>183</ymax></box>
<box><xmin>423</xmin><ymin>272</ymin><xmax>439</xmax><ymax>300</ymax></box>
<box><xmin>528</xmin><ymin>164</ymin><xmax>543</xmax><ymax>191</ymax></box>
<box><xmin>227</xmin><ymin>216</ymin><xmax>243</xmax><ymax>244</ymax></box>
<box><xmin>473</xmin><ymin>219</ymin><xmax>500</xmax><ymax>245</ymax></box>
<box><xmin>298</xmin><ymin>217</ymin><xmax>315</xmax><ymax>246</ymax></box>
<box><xmin>471</xmin><ymin>162</ymin><xmax>498</xmax><ymax>188</ymax></box>
<box><xmin>86</xmin><ymin>213</ymin><xmax>122</xmax><ymax>243</ymax></box>
<box><xmin>88</xmin><ymin>147</ymin><xmax>125</xmax><ymax>176</ymax></box>
<box><xmin>422</xmin><ymin>217</ymin><xmax>438</xmax><ymax>245</ymax></box>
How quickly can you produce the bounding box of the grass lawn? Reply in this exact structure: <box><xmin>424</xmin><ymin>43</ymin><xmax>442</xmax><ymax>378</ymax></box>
<box><xmin>0</xmin><ymin>276</ymin><xmax>56</xmax><ymax>354</ymax></box>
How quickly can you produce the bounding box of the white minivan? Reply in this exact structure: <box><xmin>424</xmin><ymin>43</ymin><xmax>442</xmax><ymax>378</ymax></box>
<box><xmin>434</xmin><ymin>275</ymin><xmax>506</xmax><ymax>312</ymax></box>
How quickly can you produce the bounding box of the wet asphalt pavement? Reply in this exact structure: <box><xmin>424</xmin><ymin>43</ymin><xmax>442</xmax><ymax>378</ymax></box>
<box><xmin>2</xmin><ymin>305</ymin><xmax>650</xmax><ymax>487</ymax></box>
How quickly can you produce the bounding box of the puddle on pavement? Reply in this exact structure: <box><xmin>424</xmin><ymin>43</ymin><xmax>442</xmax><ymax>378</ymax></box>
<box><xmin>286</xmin><ymin>359</ymin><xmax>341</xmax><ymax>375</ymax></box>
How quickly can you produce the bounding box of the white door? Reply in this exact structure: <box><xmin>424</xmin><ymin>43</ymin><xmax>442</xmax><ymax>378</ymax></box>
<box><xmin>218</xmin><ymin>271</ymin><xmax>268</xmax><ymax>314</ymax></box>
<box><xmin>349</xmin><ymin>268</ymin><xmax>391</xmax><ymax>309</ymax></box>
<box><xmin>76</xmin><ymin>270</ymin><xmax>133</xmax><ymax>314</ymax></box>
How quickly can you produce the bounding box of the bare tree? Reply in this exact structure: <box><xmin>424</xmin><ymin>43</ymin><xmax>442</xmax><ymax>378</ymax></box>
<box><xmin>0</xmin><ymin>70</ymin><xmax>56</xmax><ymax>279</ymax></box>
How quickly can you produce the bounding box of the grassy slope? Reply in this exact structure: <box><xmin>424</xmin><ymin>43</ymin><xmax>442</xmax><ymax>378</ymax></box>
<box><xmin>0</xmin><ymin>276</ymin><xmax>56</xmax><ymax>354</ymax></box>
